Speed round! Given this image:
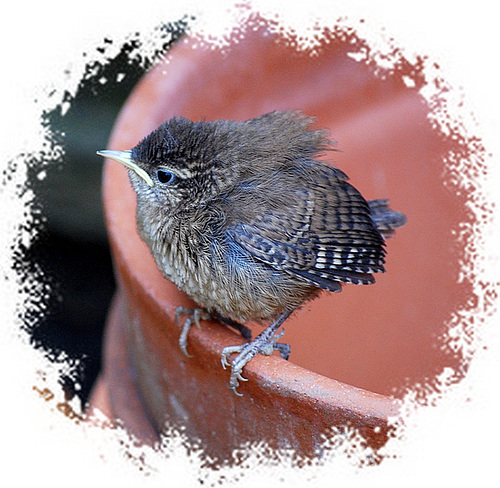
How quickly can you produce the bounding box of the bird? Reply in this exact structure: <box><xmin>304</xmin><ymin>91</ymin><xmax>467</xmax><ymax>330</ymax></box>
<box><xmin>97</xmin><ymin>111</ymin><xmax>406</xmax><ymax>395</ymax></box>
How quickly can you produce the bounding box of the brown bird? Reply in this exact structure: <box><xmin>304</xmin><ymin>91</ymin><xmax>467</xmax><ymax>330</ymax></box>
<box><xmin>97</xmin><ymin>111</ymin><xmax>406</xmax><ymax>395</ymax></box>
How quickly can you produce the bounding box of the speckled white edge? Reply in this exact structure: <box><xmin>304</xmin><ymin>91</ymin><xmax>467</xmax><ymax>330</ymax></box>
<box><xmin>1</xmin><ymin>0</ymin><xmax>498</xmax><ymax>486</ymax></box>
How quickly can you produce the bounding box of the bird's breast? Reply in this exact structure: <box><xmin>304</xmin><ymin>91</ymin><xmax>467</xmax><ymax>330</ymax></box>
<box><xmin>147</xmin><ymin>228</ymin><xmax>317</xmax><ymax>324</ymax></box>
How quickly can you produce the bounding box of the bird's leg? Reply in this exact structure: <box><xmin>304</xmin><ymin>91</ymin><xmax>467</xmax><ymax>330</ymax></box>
<box><xmin>221</xmin><ymin>310</ymin><xmax>292</xmax><ymax>396</ymax></box>
<box><xmin>175</xmin><ymin>307</ymin><xmax>252</xmax><ymax>357</ymax></box>
<box><xmin>175</xmin><ymin>307</ymin><xmax>211</xmax><ymax>357</ymax></box>
<box><xmin>211</xmin><ymin>311</ymin><xmax>252</xmax><ymax>341</ymax></box>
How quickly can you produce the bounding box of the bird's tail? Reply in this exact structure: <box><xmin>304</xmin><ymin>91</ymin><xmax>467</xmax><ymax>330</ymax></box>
<box><xmin>368</xmin><ymin>199</ymin><xmax>407</xmax><ymax>238</ymax></box>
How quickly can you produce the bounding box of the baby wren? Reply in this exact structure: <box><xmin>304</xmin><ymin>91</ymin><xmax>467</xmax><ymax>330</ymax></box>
<box><xmin>98</xmin><ymin>111</ymin><xmax>406</xmax><ymax>395</ymax></box>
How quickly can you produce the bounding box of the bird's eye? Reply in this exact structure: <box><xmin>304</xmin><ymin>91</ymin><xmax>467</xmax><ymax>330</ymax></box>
<box><xmin>156</xmin><ymin>169</ymin><xmax>176</xmax><ymax>185</ymax></box>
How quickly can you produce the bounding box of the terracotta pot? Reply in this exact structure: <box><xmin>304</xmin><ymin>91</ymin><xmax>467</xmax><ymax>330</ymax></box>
<box><xmin>91</xmin><ymin>22</ymin><xmax>469</xmax><ymax>462</ymax></box>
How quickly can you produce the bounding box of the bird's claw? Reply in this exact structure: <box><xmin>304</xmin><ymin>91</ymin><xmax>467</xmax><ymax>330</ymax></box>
<box><xmin>221</xmin><ymin>345</ymin><xmax>244</xmax><ymax>369</ymax></box>
<box><xmin>221</xmin><ymin>327</ymin><xmax>290</xmax><ymax>395</ymax></box>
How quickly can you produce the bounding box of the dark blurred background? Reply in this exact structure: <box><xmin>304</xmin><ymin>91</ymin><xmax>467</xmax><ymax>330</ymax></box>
<box><xmin>18</xmin><ymin>21</ymin><xmax>189</xmax><ymax>408</ymax></box>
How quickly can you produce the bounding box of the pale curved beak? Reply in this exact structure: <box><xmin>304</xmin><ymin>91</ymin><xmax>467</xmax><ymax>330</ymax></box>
<box><xmin>96</xmin><ymin>149</ymin><xmax>154</xmax><ymax>188</ymax></box>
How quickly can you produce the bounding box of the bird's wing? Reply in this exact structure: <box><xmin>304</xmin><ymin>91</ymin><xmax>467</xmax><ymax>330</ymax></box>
<box><xmin>226</xmin><ymin>166</ymin><xmax>387</xmax><ymax>292</ymax></box>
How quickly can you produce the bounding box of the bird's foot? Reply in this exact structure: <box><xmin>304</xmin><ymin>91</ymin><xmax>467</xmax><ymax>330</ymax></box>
<box><xmin>221</xmin><ymin>326</ymin><xmax>290</xmax><ymax>396</ymax></box>
<box><xmin>175</xmin><ymin>307</ymin><xmax>211</xmax><ymax>357</ymax></box>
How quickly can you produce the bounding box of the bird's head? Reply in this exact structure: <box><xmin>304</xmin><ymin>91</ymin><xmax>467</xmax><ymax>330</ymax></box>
<box><xmin>98</xmin><ymin>116</ymin><xmax>235</xmax><ymax>214</ymax></box>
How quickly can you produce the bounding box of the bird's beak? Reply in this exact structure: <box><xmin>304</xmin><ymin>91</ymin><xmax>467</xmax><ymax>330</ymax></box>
<box><xmin>96</xmin><ymin>149</ymin><xmax>154</xmax><ymax>188</ymax></box>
